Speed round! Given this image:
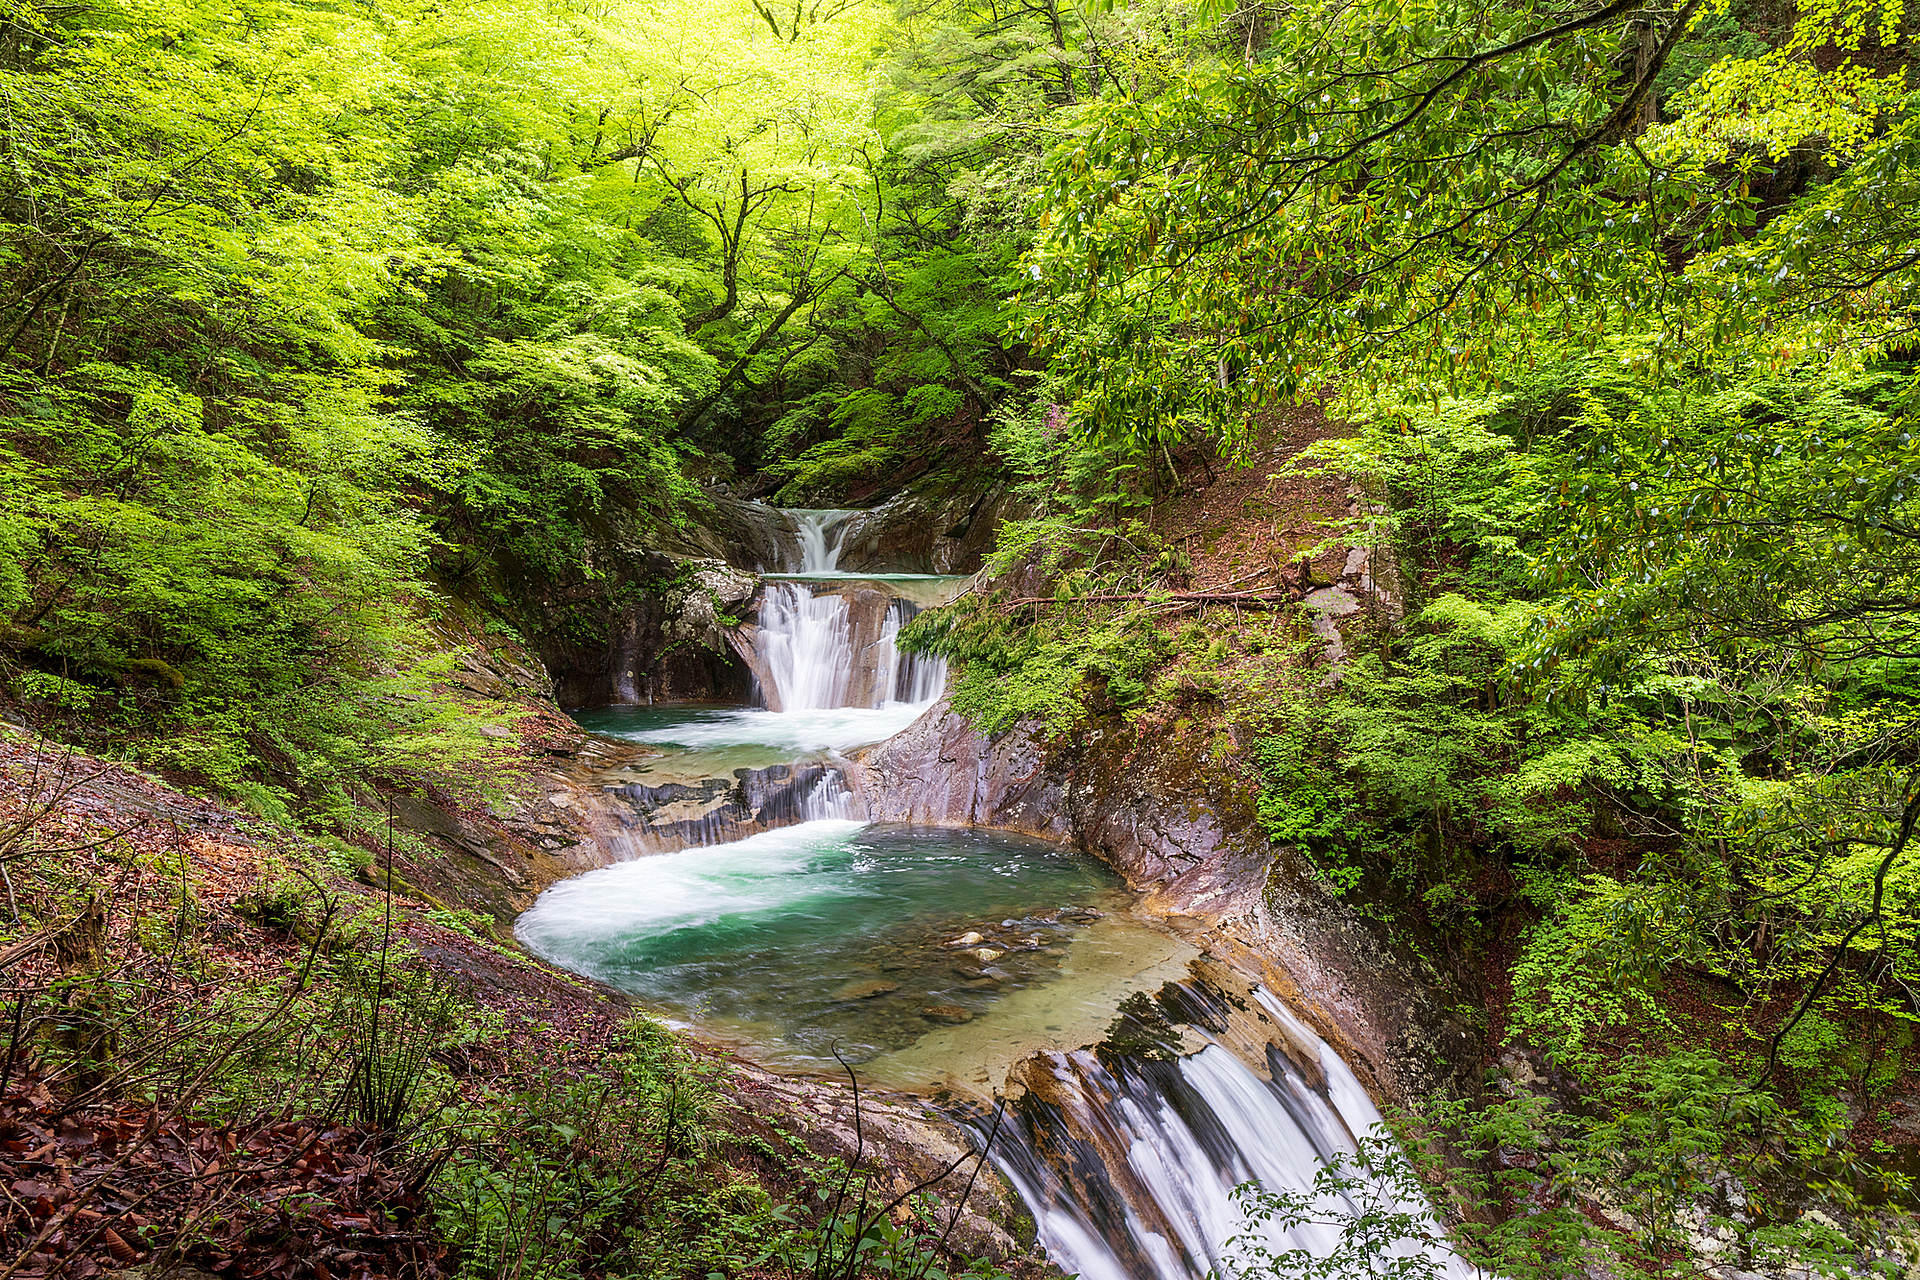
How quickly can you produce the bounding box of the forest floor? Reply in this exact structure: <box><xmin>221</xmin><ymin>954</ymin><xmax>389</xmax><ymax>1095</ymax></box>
<box><xmin>1161</xmin><ymin>402</ymin><xmax>1357</xmax><ymax>596</ymax></box>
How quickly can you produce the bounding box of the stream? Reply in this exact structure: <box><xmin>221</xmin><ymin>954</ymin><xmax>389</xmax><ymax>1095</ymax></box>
<box><xmin>517</xmin><ymin>507</ymin><xmax>1469</xmax><ymax>1280</ymax></box>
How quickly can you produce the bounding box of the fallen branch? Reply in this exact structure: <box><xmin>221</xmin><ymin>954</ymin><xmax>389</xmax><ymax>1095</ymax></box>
<box><xmin>998</xmin><ymin>590</ymin><xmax>1301</xmax><ymax>608</ymax></box>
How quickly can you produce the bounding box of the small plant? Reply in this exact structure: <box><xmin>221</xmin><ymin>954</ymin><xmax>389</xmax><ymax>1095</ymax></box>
<box><xmin>762</xmin><ymin>1054</ymin><xmax>1016</xmax><ymax>1280</ymax></box>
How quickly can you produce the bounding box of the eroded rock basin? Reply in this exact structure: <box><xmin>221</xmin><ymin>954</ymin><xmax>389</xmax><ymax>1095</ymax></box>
<box><xmin>515</xmin><ymin>817</ymin><xmax>1200</xmax><ymax>1093</ymax></box>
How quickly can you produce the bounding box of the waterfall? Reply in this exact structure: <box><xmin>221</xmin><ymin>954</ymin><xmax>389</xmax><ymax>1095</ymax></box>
<box><xmin>800</xmin><ymin>768</ymin><xmax>857</xmax><ymax>821</ymax></box>
<box><xmin>755</xmin><ymin>583</ymin><xmax>946</xmax><ymax>713</ymax></box>
<box><xmin>788</xmin><ymin>508</ymin><xmax>857</xmax><ymax>573</ymax></box>
<box><xmin>758</xmin><ymin>584</ymin><xmax>857</xmax><ymax>711</ymax></box>
<box><xmin>973</xmin><ymin>986</ymin><xmax>1473</xmax><ymax>1280</ymax></box>
<box><xmin>880</xmin><ymin>599</ymin><xmax>945</xmax><ymax>704</ymax></box>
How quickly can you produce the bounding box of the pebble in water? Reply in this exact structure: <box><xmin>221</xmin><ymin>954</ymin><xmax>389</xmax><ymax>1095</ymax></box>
<box><xmin>921</xmin><ymin>1005</ymin><xmax>973</xmax><ymax>1024</ymax></box>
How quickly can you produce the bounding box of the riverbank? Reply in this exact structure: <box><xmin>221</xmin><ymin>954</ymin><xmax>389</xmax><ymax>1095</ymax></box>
<box><xmin>0</xmin><ymin>725</ymin><xmax>1059</xmax><ymax>1279</ymax></box>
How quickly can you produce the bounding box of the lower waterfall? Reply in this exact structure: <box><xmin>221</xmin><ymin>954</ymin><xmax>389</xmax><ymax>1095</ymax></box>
<box><xmin>975</xmin><ymin>988</ymin><xmax>1473</xmax><ymax>1280</ymax></box>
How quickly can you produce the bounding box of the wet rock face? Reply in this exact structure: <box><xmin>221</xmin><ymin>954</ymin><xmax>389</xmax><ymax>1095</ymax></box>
<box><xmin>850</xmin><ymin>707</ymin><xmax>1072</xmax><ymax>839</ymax></box>
<box><xmin>850</xmin><ymin>701</ymin><xmax>1480</xmax><ymax>1108</ymax></box>
<box><xmin>657</xmin><ymin>493</ymin><xmax>794</xmax><ymax>572</ymax></box>
<box><xmin>598</xmin><ymin>762</ymin><xmax>844</xmax><ymax>854</ymax></box>
<box><xmin>851</xmin><ymin>707</ymin><xmax>1267</xmax><ymax>920</ymax></box>
<box><xmin>547</xmin><ymin>574</ymin><xmax>754</xmax><ymax>708</ymax></box>
<box><xmin>521</xmin><ymin>495</ymin><xmax>784</xmax><ymax>708</ymax></box>
<box><xmin>833</xmin><ymin>486</ymin><xmax>1019</xmax><ymax>576</ymax></box>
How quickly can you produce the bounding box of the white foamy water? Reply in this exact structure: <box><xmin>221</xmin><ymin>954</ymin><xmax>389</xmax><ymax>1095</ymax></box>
<box><xmin>980</xmin><ymin>989</ymin><xmax>1478</xmax><ymax>1280</ymax></box>
<box><xmin>593</xmin><ymin>702</ymin><xmax>933</xmax><ymax>757</ymax></box>
<box><xmin>787</xmin><ymin>508</ymin><xmax>856</xmax><ymax>573</ymax></box>
<box><xmin>516</xmin><ymin>818</ymin><xmax>871</xmax><ymax>968</ymax></box>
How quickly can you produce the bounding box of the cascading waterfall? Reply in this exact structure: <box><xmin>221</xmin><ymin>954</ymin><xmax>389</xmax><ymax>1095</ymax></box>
<box><xmin>879</xmin><ymin>599</ymin><xmax>945</xmax><ymax>704</ymax></box>
<box><xmin>754</xmin><ymin>585</ymin><xmax>948</xmax><ymax>713</ymax></box>
<box><xmin>752</xmin><ymin>506</ymin><xmax>948</xmax><ymax>714</ymax></box>
<box><xmin>536</xmin><ymin>501</ymin><xmax>1475</xmax><ymax>1280</ymax></box>
<box><xmin>787</xmin><ymin>508</ymin><xmax>857</xmax><ymax>573</ymax></box>
<box><xmin>757</xmin><ymin>584</ymin><xmax>859</xmax><ymax>711</ymax></box>
<box><xmin>973</xmin><ymin>987</ymin><xmax>1473</xmax><ymax>1280</ymax></box>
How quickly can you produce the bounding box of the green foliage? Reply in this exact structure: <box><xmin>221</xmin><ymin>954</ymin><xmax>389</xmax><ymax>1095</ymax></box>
<box><xmin>1288</xmin><ymin>400</ymin><xmax>1542</xmax><ymax>600</ymax></box>
<box><xmin>1508</xmin><ymin>883</ymin><xmax>1685</xmax><ymax>1069</ymax></box>
<box><xmin>1250</xmin><ymin>592</ymin><xmax>1640</xmax><ymax>905</ymax></box>
<box><xmin>916</xmin><ymin>594</ymin><xmax>1173</xmax><ymax>736</ymax></box>
<box><xmin>1019</xmin><ymin>0</ymin><xmax>1912</xmax><ymax>450</ymax></box>
<box><xmin>905</xmin><ymin>510</ymin><xmax>1188</xmax><ymax>735</ymax></box>
<box><xmin>1520</xmin><ymin>363</ymin><xmax>1920</xmax><ymax>696</ymax></box>
<box><xmin>336</xmin><ymin>946</ymin><xmax>459</xmax><ymax>1139</ymax></box>
<box><xmin>431</xmin><ymin>1021</ymin><xmax>740</xmax><ymax>1280</ymax></box>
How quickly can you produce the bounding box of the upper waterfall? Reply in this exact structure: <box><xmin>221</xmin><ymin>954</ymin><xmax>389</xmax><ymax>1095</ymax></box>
<box><xmin>786</xmin><ymin>508</ymin><xmax>858</xmax><ymax>574</ymax></box>
<box><xmin>749</xmin><ymin>506</ymin><xmax>956</xmax><ymax>715</ymax></box>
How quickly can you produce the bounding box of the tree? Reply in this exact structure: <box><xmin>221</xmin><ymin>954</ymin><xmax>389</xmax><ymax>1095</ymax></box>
<box><xmin>1018</xmin><ymin>0</ymin><xmax>1908</xmax><ymax>451</ymax></box>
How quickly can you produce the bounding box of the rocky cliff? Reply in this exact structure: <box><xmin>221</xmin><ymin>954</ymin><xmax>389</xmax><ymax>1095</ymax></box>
<box><xmin>848</xmin><ymin>701</ymin><xmax>1479</xmax><ymax>1110</ymax></box>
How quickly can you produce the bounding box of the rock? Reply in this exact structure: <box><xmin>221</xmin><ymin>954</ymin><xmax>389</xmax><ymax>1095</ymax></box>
<box><xmin>967</xmin><ymin>947</ymin><xmax>1005</xmax><ymax>963</ymax></box>
<box><xmin>921</xmin><ymin>1005</ymin><xmax>973</xmax><ymax>1024</ymax></box>
<box><xmin>876</xmin><ymin>957</ymin><xmax>915</xmax><ymax>972</ymax></box>
<box><xmin>979</xmin><ymin>966</ymin><xmax>1013</xmax><ymax>983</ymax></box>
<box><xmin>945</xmin><ymin>931</ymin><xmax>986</xmax><ymax>948</ymax></box>
<box><xmin>547</xmin><ymin>793</ymin><xmax>574</xmax><ymax>809</ymax></box>
<box><xmin>834</xmin><ymin>980</ymin><xmax>900</xmax><ymax>1000</ymax></box>
<box><xmin>952</xmin><ymin>964</ymin><xmax>987</xmax><ymax>980</ymax></box>
<box><xmin>477</xmin><ymin>724</ymin><xmax>513</xmax><ymax>739</ymax></box>
<box><xmin>692</xmin><ymin>563</ymin><xmax>756</xmax><ymax>609</ymax></box>
<box><xmin>1060</xmin><ymin>907</ymin><xmax>1103</xmax><ymax>922</ymax></box>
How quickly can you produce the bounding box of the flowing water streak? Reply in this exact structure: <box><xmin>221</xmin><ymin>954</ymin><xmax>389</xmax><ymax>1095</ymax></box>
<box><xmin>976</xmin><ymin>988</ymin><xmax>1475</xmax><ymax>1280</ymax></box>
<box><xmin>757</xmin><ymin>584</ymin><xmax>858</xmax><ymax>711</ymax></box>
<box><xmin>788</xmin><ymin>508</ymin><xmax>857</xmax><ymax>573</ymax></box>
<box><xmin>879</xmin><ymin>599</ymin><xmax>945</xmax><ymax>704</ymax></box>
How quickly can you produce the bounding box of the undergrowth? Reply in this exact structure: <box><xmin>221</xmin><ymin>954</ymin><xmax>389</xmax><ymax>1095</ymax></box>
<box><xmin>0</xmin><ymin>735</ymin><xmax>1019</xmax><ymax>1280</ymax></box>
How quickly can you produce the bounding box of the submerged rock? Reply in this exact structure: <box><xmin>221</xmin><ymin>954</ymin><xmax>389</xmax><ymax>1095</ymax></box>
<box><xmin>921</xmin><ymin>1004</ymin><xmax>973</xmax><ymax>1024</ymax></box>
<box><xmin>834</xmin><ymin>980</ymin><xmax>900</xmax><ymax>1000</ymax></box>
<box><xmin>945</xmin><ymin>931</ymin><xmax>986</xmax><ymax>947</ymax></box>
